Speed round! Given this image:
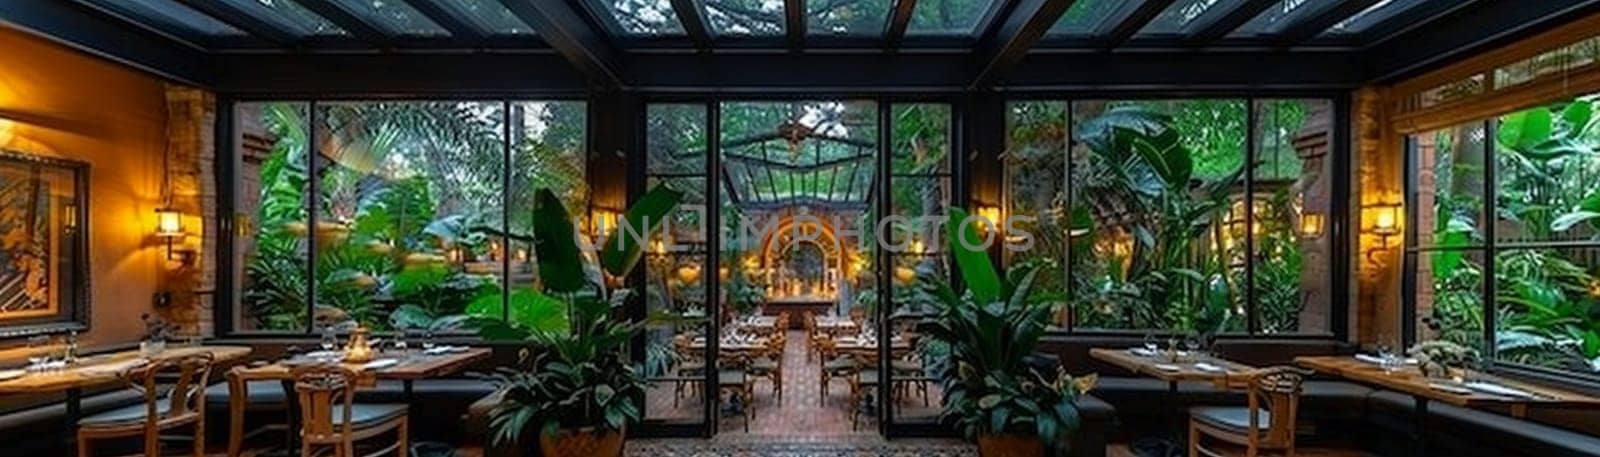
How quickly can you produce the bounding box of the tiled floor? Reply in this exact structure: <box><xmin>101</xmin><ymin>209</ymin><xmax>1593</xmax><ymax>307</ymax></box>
<box><xmin>645</xmin><ymin>330</ymin><xmax>943</xmax><ymax>439</ymax></box>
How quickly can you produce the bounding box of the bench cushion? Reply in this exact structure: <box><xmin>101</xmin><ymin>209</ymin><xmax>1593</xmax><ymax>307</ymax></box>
<box><xmin>1368</xmin><ymin>390</ymin><xmax>1600</xmax><ymax>457</ymax></box>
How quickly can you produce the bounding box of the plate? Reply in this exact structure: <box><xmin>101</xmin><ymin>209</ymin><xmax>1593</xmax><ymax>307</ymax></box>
<box><xmin>1428</xmin><ymin>382</ymin><xmax>1472</xmax><ymax>395</ymax></box>
<box><xmin>1153</xmin><ymin>364</ymin><xmax>1182</xmax><ymax>372</ymax></box>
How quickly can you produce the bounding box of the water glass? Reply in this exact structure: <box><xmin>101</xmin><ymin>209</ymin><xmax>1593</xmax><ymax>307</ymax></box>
<box><xmin>421</xmin><ymin>329</ymin><xmax>437</xmax><ymax>351</ymax></box>
<box><xmin>320</xmin><ymin>325</ymin><xmax>338</xmax><ymax>352</ymax></box>
<box><xmin>1142</xmin><ymin>332</ymin><xmax>1159</xmax><ymax>353</ymax></box>
<box><xmin>25</xmin><ymin>336</ymin><xmax>50</xmax><ymax>370</ymax></box>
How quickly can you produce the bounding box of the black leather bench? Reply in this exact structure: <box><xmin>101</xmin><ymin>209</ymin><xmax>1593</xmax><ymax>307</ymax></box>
<box><xmin>1366</xmin><ymin>390</ymin><xmax>1600</xmax><ymax>457</ymax></box>
<box><xmin>0</xmin><ymin>389</ymin><xmax>145</xmax><ymax>456</ymax></box>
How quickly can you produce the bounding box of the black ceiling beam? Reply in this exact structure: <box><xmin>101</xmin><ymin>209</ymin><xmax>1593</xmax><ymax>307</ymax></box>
<box><xmin>400</xmin><ymin>0</ymin><xmax>487</xmax><ymax>42</ymax></box>
<box><xmin>1098</xmin><ymin>0</ymin><xmax>1174</xmax><ymax>48</ymax></box>
<box><xmin>209</xmin><ymin>52</ymin><xmax>585</xmax><ymax>96</ymax></box>
<box><xmin>670</xmin><ymin>0</ymin><xmax>714</xmax><ymax>52</ymax></box>
<box><xmin>1367</xmin><ymin>0</ymin><xmax>1600</xmax><ymax>82</ymax></box>
<box><xmin>170</xmin><ymin>0</ymin><xmax>297</xmax><ymax>45</ymax></box>
<box><xmin>1275</xmin><ymin>0</ymin><xmax>1383</xmax><ymax>46</ymax></box>
<box><xmin>0</xmin><ymin>0</ymin><xmax>209</xmax><ymax>85</ymax></box>
<box><xmin>884</xmin><ymin>0</ymin><xmax>919</xmax><ymax>50</ymax></box>
<box><xmin>290</xmin><ymin>0</ymin><xmax>394</xmax><ymax>44</ymax></box>
<box><xmin>1189</xmin><ymin>0</ymin><xmax>1278</xmax><ymax>44</ymax></box>
<box><xmin>970</xmin><ymin>0</ymin><xmax>1076</xmax><ymax>89</ymax></box>
<box><xmin>496</xmin><ymin>0</ymin><xmax>623</xmax><ymax>88</ymax></box>
<box><xmin>1007</xmin><ymin>49</ymin><xmax>1366</xmax><ymax>90</ymax></box>
<box><xmin>785</xmin><ymin>0</ymin><xmax>805</xmax><ymax>51</ymax></box>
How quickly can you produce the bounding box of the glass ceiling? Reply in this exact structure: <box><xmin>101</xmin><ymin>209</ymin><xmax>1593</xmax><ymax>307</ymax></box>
<box><xmin>705</xmin><ymin>0</ymin><xmax>786</xmax><ymax>37</ymax></box>
<box><xmin>223</xmin><ymin>0</ymin><xmax>348</xmax><ymax>37</ymax></box>
<box><xmin>595</xmin><ymin>0</ymin><xmax>686</xmax><ymax>36</ymax></box>
<box><xmin>1048</xmin><ymin>0</ymin><xmax>1130</xmax><ymax>37</ymax></box>
<box><xmin>1322</xmin><ymin>0</ymin><xmax>1423</xmax><ymax>36</ymax></box>
<box><xmin>76</xmin><ymin>0</ymin><xmax>1447</xmax><ymax>48</ymax></box>
<box><xmin>442</xmin><ymin>0</ymin><xmax>535</xmax><ymax>35</ymax></box>
<box><xmin>84</xmin><ymin>0</ymin><xmax>246</xmax><ymax>38</ymax></box>
<box><xmin>908</xmin><ymin>0</ymin><xmax>998</xmax><ymax>36</ymax></box>
<box><xmin>1140</xmin><ymin>0</ymin><xmax>1243</xmax><ymax>37</ymax></box>
<box><xmin>807</xmin><ymin>0</ymin><xmax>890</xmax><ymax>37</ymax></box>
<box><xmin>1231</xmin><ymin>0</ymin><xmax>1320</xmax><ymax>38</ymax></box>
<box><xmin>720</xmin><ymin>101</ymin><xmax>877</xmax><ymax>207</ymax></box>
<box><xmin>331</xmin><ymin>0</ymin><xmax>448</xmax><ymax>37</ymax></box>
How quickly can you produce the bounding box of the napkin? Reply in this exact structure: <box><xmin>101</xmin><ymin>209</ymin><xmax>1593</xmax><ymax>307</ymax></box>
<box><xmin>1129</xmin><ymin>348</ymin><xmax>1158</xmax><ymax>357</ymax></box>
<box><xmin>1355</xmin><ymin>354</ymin><xmax>1418</xmax><ymax>365</ymax></box>
<box><xmin>0</xmin><ymin>369</ymin><xmax>25</xmax><ymax>381</ymax></box>
<box><xmin>362</xmin><ymin>359</ymin><xmax>400</xmax><ymax>371</ymax></box>
<box><xmin>1153</xmin><ymin>363</ymin><xmax>1182</xmax><ymax>372</ymax></box>
<box><xmin>1465</xmin><ymin>382</ymin><xmax>1539</xmax><ymax>399</ymax></box>
<box><xmin>423</xmin><ymin>345</ymin><xmax>467</xmax><ymax>355</ymax></box>
<box><xmin>1194</xmin><ymin>362</ymin><xmax>1226</xmax><ymax>373</ymax></box>
<box><xmin>1428</xmin><ymin>382</ymin><xmax>1472</xmax><ymax>395</ymax></box>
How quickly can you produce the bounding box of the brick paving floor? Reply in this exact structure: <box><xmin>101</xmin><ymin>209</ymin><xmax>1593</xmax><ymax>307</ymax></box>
<box><xmin>645</xmin><ymin>330</ymin><xmax>944</xmax><ymax>439</ymax></box>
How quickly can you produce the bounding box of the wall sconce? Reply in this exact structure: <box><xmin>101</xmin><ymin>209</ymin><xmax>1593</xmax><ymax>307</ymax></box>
<box><xmin>1364</xmin><ymin>202</ymin><xmax>1403</xmax><ymax>263</ymax></box>
<box><xmin>63</xmin><ymin>204</ymin><xmax>79</xmax><ymax>234</ymax></box>
<box><xmin>590</xmin><ymin>207</ymin><xmax>621</xmax><ymax>237</ymax></box>
<box><xmin>974</xmin><ymin>205</ymin><xmax>1002</xmax><ymax>232</ymax></box>
<box><xmin>154</xmin><ymin>207</ymin><xmax>191</xmax><ymax>263</ymax></box>
<box><xmin>1299</xmin><ymin>212</ymin><xmax>1325</xmax><ymax>239</ymax></box>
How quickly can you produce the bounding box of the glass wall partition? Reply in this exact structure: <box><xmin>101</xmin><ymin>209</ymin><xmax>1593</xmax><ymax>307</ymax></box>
<box><xmin>641</xmin><ymin>103</ymin><xmax>711</xmax><ymax>425</ymax></box>
<box><xmin>1004</xmin><ymin>98</ymin><xmax>1336</xmax><ymax>336</ymax></box>
<box><xmin>1405</xmin><ymin>94</ymin><xmax>1600</xmax><ymax>378</ymax></box>
<box><xmin>230</xmin><ymin>100</ymin><xmax>587</xmax><ymax>335</ymax></box>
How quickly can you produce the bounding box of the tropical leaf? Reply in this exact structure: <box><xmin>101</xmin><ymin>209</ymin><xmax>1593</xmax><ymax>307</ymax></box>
<box><xmin>531</xmin><ymin>189</ymin><xmax>588</xmax><ymax>293</ymax></box>
<box><xmin>946</xmin><ymin>208</ymin><xmax>1003</xmax><ymax>305</ymax></box>
<box><xmin>599</xmin><ymin>184</ymin><xmax>685</xmax><ymax>277</ymax></box>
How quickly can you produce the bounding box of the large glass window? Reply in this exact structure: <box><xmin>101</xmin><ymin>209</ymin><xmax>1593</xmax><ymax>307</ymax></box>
<box><xmin>1005</xmin><ymin>98</ymin><xmax>1335</xmax><ymax>335</ymax></box>
<box><xmin>642</xmin><ymin>103</ymin><xmax>709</xmax><ymax>424</ymax></box>
<box><xmin>1409</xmin><ymin>94</ymin><xmax>1600</xmax><ymax>376</ymax></box>
<box><xmin>233</xmin><ymin>100</ymin><xmax>586</xmax><ymax>334</ymax></box>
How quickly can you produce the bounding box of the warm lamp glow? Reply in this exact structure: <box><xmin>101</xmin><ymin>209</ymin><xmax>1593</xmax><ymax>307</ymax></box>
<box><xmin>908</xmin><ymin>239</ymin><xmax>925</xmax><ymax>254</ymax></box>
<box><xmin>1373</xmin><ymin>208</ymin><xmax>1399</xmax><ymax>236</ymax></box>
<box><xmin>1300</xmin><ymin>213</ymin><xmax>1325</xmax><ymax>239</ymax></box>
<box><xmin>975</xmin><ymin>205</ymin><xmax>1002</xmax><ymax>231</ymax></box>
<box><xmin>155</xmin><ymin>208</ymin><xmax>183</xmax><ymax>237</ymax></box>
<box><xmin>590</xmin><ymin>208</ymin><xmax>620</xmax><ymax>236</ymax></box>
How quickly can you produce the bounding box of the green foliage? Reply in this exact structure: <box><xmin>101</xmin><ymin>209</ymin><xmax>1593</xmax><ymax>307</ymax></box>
<box><xmin>926</xmin><ymin>211</ymin><xmax>1091</xmax><ymax>450</ymax></box>
<box><xmin>484</xmin><ymin>185</ymin><xmax>682</xmax><ymax>445</ymax></box>
<box><xmin>1069</xmin><ymin>105</ymin><xmax>1245</xmax><ymax>333</ymax></box>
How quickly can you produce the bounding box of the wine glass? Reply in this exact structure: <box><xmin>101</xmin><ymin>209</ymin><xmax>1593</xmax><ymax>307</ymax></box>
<box><xmin>1142</xmin><ymin>331</ymin><xmax>1159</xmax><ymax>354</ymax></box>
<box><xmin>26</xmin><ymin>336</ymin><xmax>50</xmax><ymax>370</ymax></box>
<box><xmin>319</xmin><ymin>325</ymin><xmax>338</xmax><ymax>352</ymax></box>
<box><xmin>421</xmin><ymin>328</ymin><xmax>437</xmax><ymax>351</ymax></box>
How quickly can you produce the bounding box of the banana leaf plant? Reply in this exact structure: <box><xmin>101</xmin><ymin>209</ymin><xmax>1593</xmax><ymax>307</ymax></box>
<box><xmin>924</xmin><ymin>208</ymin><xmax>1097</xmax><ymax>452</ymax></box>
<box><xmin>482</xmin><ymin>184</ymin><xmax>683</xmax><ymax>447</ymax></box>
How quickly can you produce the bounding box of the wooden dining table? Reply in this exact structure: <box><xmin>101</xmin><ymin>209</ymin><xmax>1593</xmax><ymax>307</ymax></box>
<box><xmin>225</xmin><ymin>347</ymin><xmax>490</xmax><ymax>457</ymax></box>
<box><xmin>1296</xmin><ymin>355</ymin><xmax>1600</xmax><ymax>457</ymax></box>
<box><xmin>1090</xmin><ymin>347</ymin><xmax>1257</xmax><ymax>452</ymax></box>
<box><xmin>0</xmin><ymin>345</ymin><xmax>254</xmax><ymax>455</ymax></box>
<box><xmin>814</xmin><ymin>316</ymin><xmax>859</xmax><ymax>335</ymax></box>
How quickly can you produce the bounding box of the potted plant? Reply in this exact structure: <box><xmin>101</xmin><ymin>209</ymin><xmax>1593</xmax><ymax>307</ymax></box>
<box><xmin>1409</xmin><ymin>340</ymin><xmax>1479</xmax><ymax>379</ymax></box>
<box><xmin>476</xmin><ymin>185</ymin><xmax>682</xmax><ymax>457</ymax></box>
<box><xmin>925</xmin><ymin>209</ymin><xmax>1096</xmax><ymax>456</ymax></box>
<box><xmin>139</xmin><ymin>313</ymin><xmax>176</xmax><ymax>356</ymax></box>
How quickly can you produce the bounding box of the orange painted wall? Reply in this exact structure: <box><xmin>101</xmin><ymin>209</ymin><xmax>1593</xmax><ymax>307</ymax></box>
<box><xmin>0</xmin><ymin>27</ymin><xmax>170</xmax><ymax>347</ymax></box>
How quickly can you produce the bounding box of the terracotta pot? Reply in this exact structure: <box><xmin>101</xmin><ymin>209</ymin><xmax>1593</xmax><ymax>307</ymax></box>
<box><xmin>540</xmin><ymin>427</ymin><xmax>625</xmax><ymax>457</ymax></box>
<box><xmin>977</xmin><ymin>433</ymin><xmax>1045</xmax><ymax>457</ymax></box>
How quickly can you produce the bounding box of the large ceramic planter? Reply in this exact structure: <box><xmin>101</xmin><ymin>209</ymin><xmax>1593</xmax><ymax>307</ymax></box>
<box><xmin>977</xmin><ymin>434</ymin><xmax>1045</xmax><ymax>457</ymax></box>
<box><xmin>540</xmin><ymin>427</ymin><xmax>624</xmax><ymax>457</ymax></box>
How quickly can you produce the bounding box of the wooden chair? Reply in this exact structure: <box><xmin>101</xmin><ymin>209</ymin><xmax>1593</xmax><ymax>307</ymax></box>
<box><xmin>670</xmin><ymin>334</ymin><xmax>707</xmax><ymax>407</ymax></box>
<box><xmin>1189</xmin><ymin>366</ymin><xmax>1310</xmax><ymax>457</ymax></box>
<box><xmin>849</xmin><ymin>352</ymin><xmax>882</xmax><ymax>431</ymax></box>
<box><xmin>292</xmin><ymin>364</ymin><xmax>410</xmax><ymax>457</ymax></box>
<box><xmin>747</xmin><ymin>333</ymin><xmax>786</xmax><ymax>402</ymax></box>
<box><xmin>815</xmin><ymin>339</ymin><xmax>859</xmax><ymax>405</ymax></box>
<box><xmin>77</xmin><ymin>353</ymin><xmax>214</xmax><ymax>457</ymax></box>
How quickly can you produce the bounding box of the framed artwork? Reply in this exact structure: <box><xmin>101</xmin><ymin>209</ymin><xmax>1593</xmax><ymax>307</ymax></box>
<box><xmin>0</xmin><ymin>151</ymin><xmax>88</xmax><ymax>338</ymax></box>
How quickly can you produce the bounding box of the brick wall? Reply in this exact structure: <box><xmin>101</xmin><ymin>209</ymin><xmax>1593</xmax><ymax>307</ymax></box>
<box><xmin>160</xmin><ymin>86</ymin><xmax>216</xmax><ymax>337</ymax></box>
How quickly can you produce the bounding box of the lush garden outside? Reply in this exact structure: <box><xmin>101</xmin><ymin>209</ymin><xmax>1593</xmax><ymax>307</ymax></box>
<box><xmin>1411</xmin><ymin>93</ymin><xmax>1600</xmax><ymax>376</ymax></box>
<box><xmin>1005</xmin><ymin>98</ymin><xmax>1334</xmax><ymax>336</ymax></box>
<box><xmin>235</xmin><ymin>101</ymin><xmax>587</xmax><ymax>333</ymax></box>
